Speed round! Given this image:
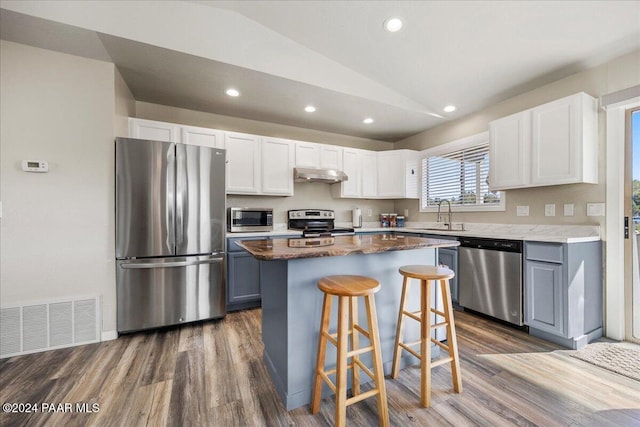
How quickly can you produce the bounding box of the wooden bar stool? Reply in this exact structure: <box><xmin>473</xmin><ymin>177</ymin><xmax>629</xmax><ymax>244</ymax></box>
<box><xmin>391</xmin><ymin>265</ymin><xmax>462</xmax><ymax>407</ymax></box>
<box><xmin>311</xmin><ymin>275</ymin><xmax>389</xmax><ymax>427</ymax></box>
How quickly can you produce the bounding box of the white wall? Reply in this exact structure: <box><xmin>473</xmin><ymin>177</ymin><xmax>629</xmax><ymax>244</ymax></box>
<box><xmin>0</xmin><ymin>41</ymin><xmax>118</xmax><ymax>334</ymax></box>
<box><xmin>395</xmin><ymin>49</ymin><xmax>640</xmax><ymax>231</ymax></box>
<box><xmin>115</xmin><ymin>67</ymin><xmax>135</xmax><ymax>137</ymax></box>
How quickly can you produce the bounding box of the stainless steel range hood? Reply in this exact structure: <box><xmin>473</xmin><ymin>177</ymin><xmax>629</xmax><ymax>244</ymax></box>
<box><xmin>293</xmin><ymin>167</ymin><xmax>348</xmax><ymax>183</ymax></box>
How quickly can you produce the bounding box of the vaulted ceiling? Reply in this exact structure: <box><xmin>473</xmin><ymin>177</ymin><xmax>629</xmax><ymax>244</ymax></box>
<box><xmin>1</xmin><ymin>1</ymin><xmax>639</xmax><ymax>141</ymax></box>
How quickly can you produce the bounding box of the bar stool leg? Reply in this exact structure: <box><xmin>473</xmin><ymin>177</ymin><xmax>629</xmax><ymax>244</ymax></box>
<box><xmin>335</xmin><ymin>296</ymin><xmax>349</xmax><ymax>427</ymax></box>
<box><xmin>349</xmin><ymin>296</ymin><xmax>361</xmax><ymax>396</ymax></box>
<box><xmin>421</xmin><ymin>279</ymin><xmax>432</xmax><ymax>408</ymax></box>
<box><xmin>365</xmin><ymin>294</ymin><xmax>390</xmax><ymax>427</ymax></box>
<box><xmin>311</xmin><ymin>293</ymin><xmax>332</xmax><ymax>414</ymax></box>
<box><xmin>391</xmin><ymin>276</ymin><xmax>410</xmax><ymax>378</ymax></box>
<box><xmin>440</xmin><ymin>278</ymin><xmax>463</xmax><ymax>393</ymax></box>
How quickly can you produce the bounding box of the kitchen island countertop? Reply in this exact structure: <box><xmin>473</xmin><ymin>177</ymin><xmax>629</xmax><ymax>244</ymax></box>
<box><xmin>236</xmin><ymin>234</ymin><xmax>459</xmax><ymax>260</ymax></box>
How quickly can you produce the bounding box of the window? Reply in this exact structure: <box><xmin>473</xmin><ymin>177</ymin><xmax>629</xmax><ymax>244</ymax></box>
<box><xmin>420</xmin><ymin>132</ymin><xmax>504</xmax><ymax>212</ymax></box>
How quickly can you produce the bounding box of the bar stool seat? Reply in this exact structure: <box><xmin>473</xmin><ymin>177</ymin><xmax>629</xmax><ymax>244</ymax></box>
<box><xmin>312</xmin><ymin>275</ymin><xmax>389</xmax><ymax>427</ymax></box>
<box><xmin>391</xmin><ymin>265</ymin><xmax>462</xmax><ymax>407</ymax></box>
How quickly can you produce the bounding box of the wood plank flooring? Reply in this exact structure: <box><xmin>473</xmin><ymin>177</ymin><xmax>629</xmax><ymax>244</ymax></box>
<box><xmin>1</xmin><ymin>309</ymin><xmax>639</xmax><ymax>426</ymax></box>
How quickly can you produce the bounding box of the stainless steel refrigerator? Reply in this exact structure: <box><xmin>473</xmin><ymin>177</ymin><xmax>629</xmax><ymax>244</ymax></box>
<box><xmin>115</xmin><ymin>137</ymin><xmax>226</xmax><ymax>333</ymax></box>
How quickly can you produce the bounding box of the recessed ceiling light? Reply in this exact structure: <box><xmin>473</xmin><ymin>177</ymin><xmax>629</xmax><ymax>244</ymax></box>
<box><xmin>304</xmin><ymin>105</ymin><xmax>316</xmax><ymax>113</ymax></box>
<box><xmin>363</xmin><ymin>118</ymin><xmax>374</xmax><ymax>124</ymax></box>
<box><xmin>225</xmin><ymin>88</ymin><xmax>240</xmax><ymax>97</ymax></box>
<box><xmin>443</xmin><ymin>105</ymin><xmax>456</xmax><ymax>113</ymax></box>
<box><xmin>384</xmin><ymin>17</ymin><xmax>403</xmax><ymax>32</ymax></box>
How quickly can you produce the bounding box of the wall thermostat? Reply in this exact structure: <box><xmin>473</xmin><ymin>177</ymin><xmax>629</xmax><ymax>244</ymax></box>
<box><xmin>21</xmin><ymin>160</ymin><xmax>49</xmax><ymax>172</ymax></box>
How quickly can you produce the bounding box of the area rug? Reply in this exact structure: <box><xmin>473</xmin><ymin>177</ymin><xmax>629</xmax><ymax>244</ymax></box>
<box><xmin>571</xmin><ymin>342</ymin><xmax>640</xmax><ymax>381</ymax></box>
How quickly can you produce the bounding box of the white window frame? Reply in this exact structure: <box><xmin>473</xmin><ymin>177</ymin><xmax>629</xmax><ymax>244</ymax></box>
<box><xmin>419</xmin><ymin>131</ymin><xmax>506</xmax><ymax>213</ymax></box>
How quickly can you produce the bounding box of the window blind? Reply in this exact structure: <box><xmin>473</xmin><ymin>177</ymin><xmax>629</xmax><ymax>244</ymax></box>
<box><xmin>421</xmin><ymin>142</ymin><xmax>501</xmax><ymax>209</ymax></box>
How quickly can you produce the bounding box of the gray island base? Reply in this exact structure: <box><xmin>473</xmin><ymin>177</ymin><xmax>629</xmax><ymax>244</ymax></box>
<box><xmin>238</xmin><ymin>234</ymin><xmax>459</xmax><ymax>410</ymax></box>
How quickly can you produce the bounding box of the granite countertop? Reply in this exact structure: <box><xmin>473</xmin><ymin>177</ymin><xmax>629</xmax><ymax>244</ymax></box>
<box><xmin>236</xmin><ymin>234</ymin><xmax>460</xmax><ymax>261</ymax></box>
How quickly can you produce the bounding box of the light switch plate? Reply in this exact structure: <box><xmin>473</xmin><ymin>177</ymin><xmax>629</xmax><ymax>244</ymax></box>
<box><xmin>516</xmin><ymin>205</ymin><xmax>530</xmax><ymax>216</ymax></box>
<box><xmin>587</xmin><ymin>202</ymin><xmax>605</xmax><ymax>217</ymax></box>
<box><xmin>563</xmin><ymin>203</ymin><xmax>574</xmax><ymax>216</ymax></box>
<box><xmin>404</xmin><ymin>209</ymin><xmax>409</xmax><ymax>217</ymax></box>
<box><xmin>367</xmin><ymin>208</ymin><xmax>372</xmax><ymax>217</ymax></box>
<box><xmin>545</xmin><ymin>204</ymin><xmax>556</xmax><ymax>217</ymax></box>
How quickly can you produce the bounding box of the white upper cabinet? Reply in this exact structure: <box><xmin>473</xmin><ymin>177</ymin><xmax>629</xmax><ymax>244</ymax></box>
<box><xmin>294</xmin><ymin>141</ymin><xmax>321</xmax><ymax>168</ymax></box>
<box><xmin>181</xmin><ymin>125</ymin><xmax>225</xmax><ymax>149</ymax></box>
<box><xmin>361</xmin><ymin>150</ymin><xmax>378</xmax><ymax>198</ymax></box>
<box><xmin>294</xmin><ymin>141</ymin><xmax>343</xmax><ymax>170</ymax></box>
<box><xmin>320</xmin><ymin>145</ymin><xmax>343</xmax><ymax>170</ymax></box>
<box><xmin>332</xmin><ymin>148</ymin><xmax>362</xmax><ymax>198</ymax></box>
<box><xmin>225</xmin><ymin>132</ymin><xmax>261</xmax><ymax>194</ymax></box>
<box><xmin>128</xmin><ymin>118</ymin><xmax>179</xmax><ymax>142</ymax></box>
<box><xmin>261</xmin><ymin>137</ymin><xmax>294</xmax><ymax>196</ymax></box>
<box><xmin>489</xmin><ymin>111</ymin><xmax>531</xmax><ymax>189</ymax></box>
<box><xmin>489</xmin><ymin>92</ymin><xmax>598</xmax><ymax>190</ymax></box>
<box><xmin>377</xmin><ymin>150</ymin><xmax>419</xmax><ymax>199</ymax></box>
<box><xmin>127</xmin><ymin>117</ymin><xmax>427</xmax><ymax>200</ymax></box>
<box><xmin>530</xmin><ymin>93</ymin><xmax>598</xmax><ymax>186</ymax></box>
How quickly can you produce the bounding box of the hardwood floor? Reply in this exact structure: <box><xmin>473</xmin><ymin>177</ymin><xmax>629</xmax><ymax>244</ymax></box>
<box><xmin>1</xmin><ymin>309</ymin><xmax>639</xmax><ymax>427</ymax></box>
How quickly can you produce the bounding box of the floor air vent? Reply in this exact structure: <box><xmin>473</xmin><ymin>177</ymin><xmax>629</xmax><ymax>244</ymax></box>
<box><xmin>0</xmin><ymin>297</ymin><xmax>100</xmax><ymax>358</ymax></box>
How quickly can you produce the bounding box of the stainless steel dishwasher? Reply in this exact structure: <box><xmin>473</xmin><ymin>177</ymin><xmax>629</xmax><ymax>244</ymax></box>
<box><xmin>458</xmin><ymin>237</ymin><xmax>523</xmax><ymax>326</ymax></box>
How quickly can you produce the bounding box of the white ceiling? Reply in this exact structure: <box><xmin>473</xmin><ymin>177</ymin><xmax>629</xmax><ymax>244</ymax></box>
<box><xmin>1</xmin><ymin>0</ymin><xmax>639</xmax><ymax>142</ymax></box>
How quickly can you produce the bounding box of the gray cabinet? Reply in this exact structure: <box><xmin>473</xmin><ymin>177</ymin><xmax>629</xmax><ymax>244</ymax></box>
<box><xmin>227</xmin><ymin>236</ymin><xmax>275</xmax><ymax>311</ymax></box>
<box><xmin>525</xmin><ymin>260</ymin><xmax>563</xmax><ymax>335</ymax></box>
<box><xmin>438</xmin><ymin>247</ymin><xmax>459</xmax><ymax>304</ymax></box>
<box><xmin>401</xmin><ymin>232</ymin><xmax>459</xmax><ymax>304</ymax></box>
<box><xmin>524</xmin><ymin>241</ymin><xmax>602</xmax><ymax>349</ymax></box>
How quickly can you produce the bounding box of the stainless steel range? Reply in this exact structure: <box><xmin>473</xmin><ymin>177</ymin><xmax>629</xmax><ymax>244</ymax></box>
<box><xmin>288</xmin><ymin>209</ymin><xmax>355</xmax><ymax>237</ymax></box>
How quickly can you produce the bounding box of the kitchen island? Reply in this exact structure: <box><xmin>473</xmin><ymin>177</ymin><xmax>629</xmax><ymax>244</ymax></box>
<box><xmin>237</xmin><ymin>233</ymin><xmax>459</xmax><ymax>410</ymax></box>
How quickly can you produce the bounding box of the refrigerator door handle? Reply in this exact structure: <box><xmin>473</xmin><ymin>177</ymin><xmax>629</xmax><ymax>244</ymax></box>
<box><xmin>120</xmin><ymin>257</ymin><xmax>224</xmax><ymax>269</ymax></box>
<box><xmin>176</xmin><ymin>144</ymin><xmax>186</xmax><ymax>248</ymax></box>
<box><xmin>167</xmin><ymin>144</ymin><xmax>176</xmax><ymax>249</ymax></box>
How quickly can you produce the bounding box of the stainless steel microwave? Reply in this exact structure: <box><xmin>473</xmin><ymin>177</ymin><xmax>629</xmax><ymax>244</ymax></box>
<box><xmin>228</xmin><ymin>207</ymin><xmax>273</xmax><ymax>232</ymax></box>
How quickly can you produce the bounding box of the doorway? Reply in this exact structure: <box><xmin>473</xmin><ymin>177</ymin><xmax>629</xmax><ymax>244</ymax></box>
<box><xmin>629</xmin><ymin>108</ymin><xmax>640</xmax><ymax>341</ymax></box>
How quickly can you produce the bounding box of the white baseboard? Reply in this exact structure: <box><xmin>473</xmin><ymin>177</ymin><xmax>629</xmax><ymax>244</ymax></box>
<box><xmin>101</xmin><ymin>330</ymin><xmax>118</xmax><ymax>341</ymax></box>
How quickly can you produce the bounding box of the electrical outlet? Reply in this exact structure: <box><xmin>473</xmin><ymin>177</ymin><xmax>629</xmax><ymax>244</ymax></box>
<box><xmin>516</xmin><ymin>205</ymin><xmax>529</xmax><ymax>216</ymax></box>
<box><xmin>545</xmin><ymin>204</ymin><xmax>556</xmax><ymax>217</ymax></box>
<box><xmin>404</xmin><ymin>209</ymin><xmax>409</xmax><ymax>217</ymax></box>
<box><xmin>563</xmin><ymin>203</ymin><xmax>574</xmax><ymax>216</ymax></box>
<box><xmin>367</xmin><ymin>208</ymin><xmax>372</xmax><ymax>217</ymax></box>
<box><xmin>587</xmin><ymin>203</ymin><xmax>605</xmax><ymax>217</ymax></box>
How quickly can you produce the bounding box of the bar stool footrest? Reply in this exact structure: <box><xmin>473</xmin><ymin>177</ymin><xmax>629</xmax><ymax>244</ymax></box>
<box><xmin>430</xmin><ymin>357</ymin><xmax>454</xmax><ymax>368</ymax></box>
<box><xmin>402</xmin><ymin>310</ymin><xmax>422</xmax><ymax>322</ymax></box>
<box><xmin>346</xmin><ymin>389</ymin><xmax>380</xmax><ymax>406</ymax></box>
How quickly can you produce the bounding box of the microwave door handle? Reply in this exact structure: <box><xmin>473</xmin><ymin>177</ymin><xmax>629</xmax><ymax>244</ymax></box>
<box><xmin>166</xmin><ymin>144</ymin><xmax>176</xmax><ymax>249</ymax></box>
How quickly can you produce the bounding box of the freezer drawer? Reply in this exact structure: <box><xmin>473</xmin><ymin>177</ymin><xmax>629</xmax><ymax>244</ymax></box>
<box><xmin>116</xmin><ymin>254</ymin><xmax>226</xmax><ymax>333</ymax></box>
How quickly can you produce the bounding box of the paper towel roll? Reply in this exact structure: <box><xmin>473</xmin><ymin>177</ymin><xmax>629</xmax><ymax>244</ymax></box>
<box><xmin>352</xmin><ymin>208</ymin><xmax>362</xmax><ymax>228</ymax></box>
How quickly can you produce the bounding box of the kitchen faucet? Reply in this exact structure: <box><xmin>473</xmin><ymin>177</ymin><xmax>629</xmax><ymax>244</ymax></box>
<box><xmin>437</xmin><ymin>199</ymin><xmax>453</xmax><ymax>230</ymax></box>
